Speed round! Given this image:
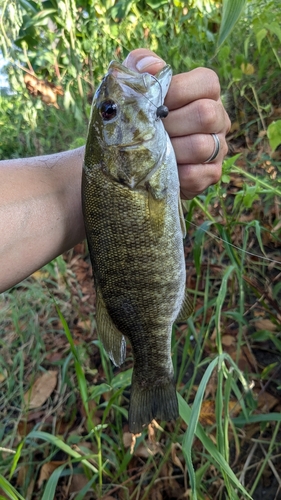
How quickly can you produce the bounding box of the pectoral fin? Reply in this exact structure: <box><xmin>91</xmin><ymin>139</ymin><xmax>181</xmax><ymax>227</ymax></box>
<box><xmin>147</xmin><ymin>189</ymin><xmax>166</xmax><ymax>236</ymax></box>
<box><xmin>176</xmin><ymin>289</ymin><xmax>194</xmax><ymax>322</ymax></box>
<box><xmin>96</xmin><ymin>288</ymin><xmax>126</xmax><ymax>367</ymax></box>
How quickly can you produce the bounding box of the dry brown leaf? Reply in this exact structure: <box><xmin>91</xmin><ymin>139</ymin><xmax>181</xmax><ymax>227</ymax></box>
<box><xmin>199</xmin><ymin>400</ymin><xmax>216</xmax><ymax>426</ymax></box>
<box><xmin>199</xmin><ymin>400</ymin><xmax>242</xmax><ymax>426</ymax></box>
<box><xmin>24</xmin><ymin>370</ymin><xmax>58</xmax><ymax>409</ymax></box>
<box><xmin>222</xmin><ymin>335</ymin><xmax>236</xmax><ymax>347</ymax></box>
<box><xmin>256</xmin><ymin>390</ymin><xmax>279</xmax><ymax>412</ymax></box>
<box><xmin>37</xmin><ymin>460</ymin><xmax>66</xmax><ymax>488</ymax></box>
<box><xmin>68</xmin><ymin>473</ymin><xmax>93</xmax><ymax>497</ymax></box>
<box><xmin>17</xmin><ymin>420</ymin><xmax>33</xmax><ymax>437</ymax></box>
<box><xmin>24</xmin><ymin>73</ymin><xmax>63</xmax><ymax>109</ymax></box>
<box><xmin>123</xmin><ymin>431</ymin><xmax>132</xmax><ymax>449</ymax></box>
<box><xmin>171</xmin><ymin>443</ymin><xmax>184</xmax><ymax>473</ymax></box>
<box><xmin>254</xmin><ymin>318</ymin><xmax>277</xmax><ymax>332</ymax></box>
<box><xmin>226</xmin><ymin>344</ymin><xmax>257</xmax><ymax>372</ymax></box>
<box><xmin>133</xmin><ymin>443</ymin><xmax>150</xmax><ymax>458</ymax></box>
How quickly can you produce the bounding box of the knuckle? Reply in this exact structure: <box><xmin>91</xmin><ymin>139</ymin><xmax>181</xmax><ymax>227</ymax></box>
<box><xmin>197</xmin><ymin>100</ymin><xmax>218</xmax><ymax>130</ymax></box>
<box><xmin>207</xmin><ymin>69</ymin><xmax>221</xmax><ymax>96</ymax></box>
<box><xmin>198</xmin><ymin>68</ymin><xmax>221</xmax><ymax>96</ymax></box>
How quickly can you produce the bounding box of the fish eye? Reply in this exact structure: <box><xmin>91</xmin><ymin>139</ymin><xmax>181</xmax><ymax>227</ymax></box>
<box><xmin>99</xmin><ymin>100</ymin><xmax>117</xmax><ymax>121</ymax></box>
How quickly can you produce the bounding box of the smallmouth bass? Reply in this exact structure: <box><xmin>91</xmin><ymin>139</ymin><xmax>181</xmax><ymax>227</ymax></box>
<box><xmin>82</xmin><ymin>61</ymin><xmax>193</xmax><ymax>433</ymax></box>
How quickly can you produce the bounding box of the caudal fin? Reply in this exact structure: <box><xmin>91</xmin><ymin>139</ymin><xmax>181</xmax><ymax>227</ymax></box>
<box><xmin>128</xmin><ymin>375</ymin><xmax>179</xmax><ymax>434</ymax></box>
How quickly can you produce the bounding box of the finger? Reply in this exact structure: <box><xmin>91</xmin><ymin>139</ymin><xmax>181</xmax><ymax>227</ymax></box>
<box><xmin>123</xmin><ymin>48</ymin><xmax>165</xmax><ymax>75</ymax></box>
<box><xmin>165</xmin><ymin>68</ymin><xmax>221</xmax><ymax>109</ymax></box>
<box><xmin>178</xmin><ymin>162</ymin><xmax>222</xmax><ymax>200</ymax></box>
<box><xmin>164</xmin><ymin>99</ymin><xmax>227</xmax><ymax>137</ymax></box>
<box><xmin>171</xmin><ymin>132</ymin><xmax>229</xmax><ymax>165</ymax></box>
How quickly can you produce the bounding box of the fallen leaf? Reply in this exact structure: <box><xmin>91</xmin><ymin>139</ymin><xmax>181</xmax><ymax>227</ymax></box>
<box><xmin>37</xmin><ymin>460</ymin><xmax>66</xmax><ymax>488</ymax></box>
<box><xmin>254</xmin><ymin>318</ymin><xmax>277</xmax><ymax>332</ymax></box>
<box><xmin>68</xmin><ymin>473</ymin><xmax>89</xmax><ymax>496</ymax></box>
<box><xmin>123</xmin><ymin>431</ymin><xmax>132</xmax><ymax>449</ymax></box>
<box><xmin>256</xmin><ymin>390</ymin><xmax>279</xmax><ymax>412</ymax></box>
<box><xmin>199</xmin><ymin>400</ymin><xmax>216</xmax><ymax>426</ymax></box>
<box><xmin>24</xmin><ymin>370</ymin><xmax>58</xmax><ymax>409</ymax></box>
<box><xmin>171</xmin><ymin>443</ymin><xmax>184</xmax><ymax>473</ymax></box>
<box><xmin>17</xmin><ymin>420</ymin><xmax>33</xmax><ymax>437</ymax></box>
<box><xmin>199</xmin><ymin>400</ymin><xmax>241</xmax><ymax>426</ymax></box>
<box><xmin>222</xmin><ymin>335</ymin><xmax>236</xmax><ymax>347</ymax></box>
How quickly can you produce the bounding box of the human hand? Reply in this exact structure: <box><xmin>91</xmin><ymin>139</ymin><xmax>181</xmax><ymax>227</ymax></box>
<box><xmin>124</xmin><ymin>49</ymin><xmax>231</xmax><ymax>199</ymax></box>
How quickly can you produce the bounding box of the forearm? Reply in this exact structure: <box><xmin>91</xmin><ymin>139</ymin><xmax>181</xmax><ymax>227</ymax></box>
<box><xmin>0</xmin><ymin>147</ymin><xmax>85</xmax><ymax>292</ymax></box>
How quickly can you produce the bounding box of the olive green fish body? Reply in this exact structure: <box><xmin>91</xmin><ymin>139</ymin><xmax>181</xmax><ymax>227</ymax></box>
<box><xmin>82</xmin><ymin>62</ymin><xmax>192</xmax><ymax>433</ymax></box>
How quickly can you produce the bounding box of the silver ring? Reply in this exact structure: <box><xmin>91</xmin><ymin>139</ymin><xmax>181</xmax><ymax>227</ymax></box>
<box><xmin>204</xmin><ymin>133</ymin><xmax>220</xmax><ymax>163</ymax></box>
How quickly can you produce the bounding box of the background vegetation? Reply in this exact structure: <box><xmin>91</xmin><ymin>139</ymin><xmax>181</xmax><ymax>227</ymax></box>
<box><xmin>0</xmin><ymin>0</ymin><xmax>281</xmax><ymax>499</ymax></box>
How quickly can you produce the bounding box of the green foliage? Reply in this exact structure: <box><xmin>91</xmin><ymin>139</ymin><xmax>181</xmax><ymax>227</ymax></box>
<box><xmin>267</xmin><ymin>120</ymin><xmax>281</xmax><ymax>151</ymax></box>
<box><xmin>0</xmin><ymin>92</ymin><xmax>87</xmax><ymax>158</ymax></box>
<box><xmin>217</xmin><ymin>0</ymin><xmax>247</xmax><ymax>49</ymax></box>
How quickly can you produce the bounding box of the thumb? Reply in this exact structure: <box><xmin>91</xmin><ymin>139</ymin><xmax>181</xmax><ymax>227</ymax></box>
<box><xmin>123</xmin><ymin>49</ymin><xmax>165</xmax><ymax>75</ymax></box>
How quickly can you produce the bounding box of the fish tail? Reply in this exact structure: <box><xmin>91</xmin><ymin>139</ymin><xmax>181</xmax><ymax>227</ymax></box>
<box><xmin>128</xmin><ymin>373</ymin><xmax>179</xmax><ymax>434</ymax></box>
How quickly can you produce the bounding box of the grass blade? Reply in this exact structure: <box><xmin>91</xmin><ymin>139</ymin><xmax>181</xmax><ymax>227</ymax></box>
<box><xmin>26</xmin><ymin>431</ymin><xmax>98</xmax><ymax>473</ymax></box>
<box><xmin>0</xmin><ymin>474</ymin><xmax>25</xmax><ymax>500</ymax></box>
<box><xmin>179</xmin><ymin>359</ymin><xmax>253</xmax><ymax>499</ymax></box>
<box><xmin>41</xmin><ymin>464</ymin><xmax>67</xmax><ymax>500</ymax></box>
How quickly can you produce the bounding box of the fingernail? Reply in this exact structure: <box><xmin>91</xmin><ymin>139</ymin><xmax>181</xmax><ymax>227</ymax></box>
<box><xmin>136</xmin><ymin>56</ymin><xmax>163</xmax><ymax>72</ymax></box>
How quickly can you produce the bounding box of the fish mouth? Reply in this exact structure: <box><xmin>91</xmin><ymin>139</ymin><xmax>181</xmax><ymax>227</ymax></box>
<box><xmin>106</xmin><ymin>60</ymin><xmax>154</xmax><ymax>96</ymax></box>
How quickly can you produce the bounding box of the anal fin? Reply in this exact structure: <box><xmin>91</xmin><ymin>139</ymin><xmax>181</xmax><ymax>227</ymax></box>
<box><xmin>176</xmin><ymin>289</ymin><xmax>194</xmax><ymax>322</ymax></box>
<box><xmin>96</xmin><ymin>288</ymin><xmax>126</xmax><ymax>367</ymax></box>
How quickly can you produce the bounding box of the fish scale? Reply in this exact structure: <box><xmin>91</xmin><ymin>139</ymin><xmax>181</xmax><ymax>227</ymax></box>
<box><xmin>82</xmin><ymin>61</ymin><xmax>193</xmax><ymax>433</ymax></box>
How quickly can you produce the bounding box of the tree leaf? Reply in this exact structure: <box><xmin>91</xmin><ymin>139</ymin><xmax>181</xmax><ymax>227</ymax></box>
<box><xmin>255</xmin><ymin>28</ymin><xmax>267</xmax><ymax>52</ymax></box>
<box><xmin>267</xmin><ymin>120</ymin><xmax>281</xmax><ymax>151</ymax></box>
<box><xmin>217</xmin><ymin>0</ymin><xmax>247</xmax><ymax>50</ymax></box>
